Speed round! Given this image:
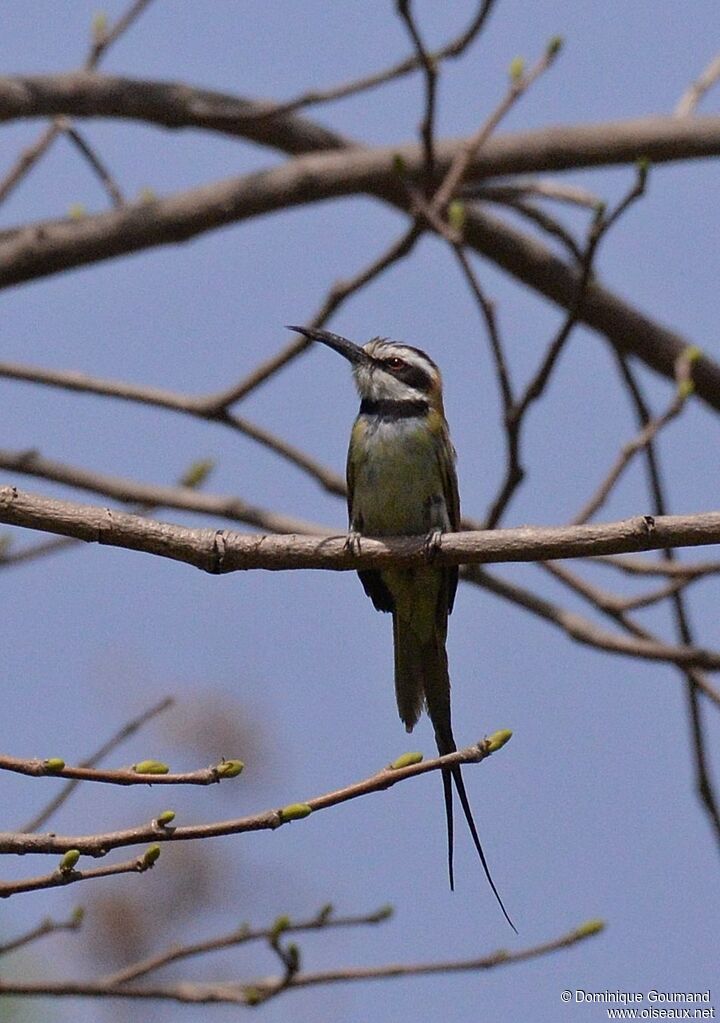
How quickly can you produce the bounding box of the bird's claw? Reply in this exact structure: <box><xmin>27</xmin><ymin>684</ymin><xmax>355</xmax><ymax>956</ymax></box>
<box><xmin>423</xmin><ymin>528</ymin><xmax>443</xmax><ymax>562</ymax></box>
<box><xmin>345</xmin><ymin>529</ymin><xmax>362</xmax><ymax>556</ymax></box>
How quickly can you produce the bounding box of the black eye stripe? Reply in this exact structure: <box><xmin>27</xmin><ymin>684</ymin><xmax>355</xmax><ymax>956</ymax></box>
<box><xmin>394</xmin><ymin>362</ymin><xmax>433</xmax><ymax>391</ymax></box>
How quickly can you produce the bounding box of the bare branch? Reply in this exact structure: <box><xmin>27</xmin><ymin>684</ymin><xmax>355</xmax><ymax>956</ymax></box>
<box><xmin>3</xmin><ymin>486</ymin><xmax>720</xmax><ymax>580</ymax></box>
<box><xmin>462</xmin><ymin>563</ymin><xmax>720</xmax><ymax>684</ymax></box>
<box><xmin>0</xmin><ymin>448</ymin><xmax>326</xmax><ymax>535</ymax></box>
<box><xmin>60</xmin><ymin>122</ymin><xmax>125</xmax><ymax>207</ymax></box>
<box><xmin>0</xmin><ymin>910</ymin><xmax>83</xmax><ymax>956</ymax></box>
<box><xmin>0</xmin><ymin>921</ymin><xmax>603</xmax><ymax>1005</ymax></box>
<box><xmin>103</xmin><ymin>904</ymin><xmax>393</xmax><ymax>986</ymax></box>
<box><xmin>675</xmin><ymin>53</ymin><xmax>720</xmax><ymax>117</ymax></box>
<box><xmin>573</xmin><ymin>346</ymin><xmax>697</xmax><ymax>524</ymax></box>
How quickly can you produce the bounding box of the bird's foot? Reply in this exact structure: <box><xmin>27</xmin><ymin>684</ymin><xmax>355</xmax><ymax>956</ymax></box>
<box><xmin>345</xmin><ymin>529</ymin><xmax>362</xmax><ymax>556</ymax></box>
<box><xmin>423</xmin><ymin>527</ymin><xmax>443</xmax><ymax>562</ymax></box>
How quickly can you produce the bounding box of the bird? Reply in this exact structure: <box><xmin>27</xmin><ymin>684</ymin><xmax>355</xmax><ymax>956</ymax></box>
<box><xmin>287</xmin><ymin>325</ymin><xmax>514</xmax><ymax>929</ymax></box>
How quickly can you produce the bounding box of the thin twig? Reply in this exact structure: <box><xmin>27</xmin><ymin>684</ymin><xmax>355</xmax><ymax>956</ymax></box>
<box><xmin>222</xmin><ymin>0</ymin><xmax>496</xmax><ymax>124</ymax></box>
<box><xmin>61</xmin><ymin>122</ymin><xmax>125</xmax><ymax>207</ymax></box>
<box><xmin>2</xmin><ymin>753</ymin><xmax>243</xmax><ymax>788</ymax></box>
<box><xmin>572</xmin><ymin>346</ymin><xmax>697</xmax><ymax>524</ymax></box>
<box><xmin>484</xmin><ymin>160</ymin><xmax>648</xmax><ymax>528</ymax></box>
<box><xmin>675</xmin><ymin>53</ymin><xmax>720</xmax><ymax>116</ymax></box>
<box><xmin>615</xmin><ymin>353</ymin><xmax>720</xmax><ymax>851</ymax></box>
<box><xmin>1</xmin><ymin>741</ymin><xmax>507</xmax><ymax>860</ymax></box>
<box><xmin>464</xmin><ymin>178</ymin><xmax>602</xmax><ymax>209</ymax></box>
<box><xmin>0</xmin><ymin>847</ymin><xmax>161</xmax><ymax>899</ymax></box>
<box><xmin>0</xmin><ymin>910</ymin><xmax>83</xmax><ymax>956</ymax></box>
<box><xmin>0</xmin><ymin>0</ymin><xmax>153</xmax><ymax>206</ymax></box>
<box><xmin>103</xmin><ymin>904</ymin><xmax>393</xmax><ymax>986</ymax></box>
<box><xmin>396</xmin><ymin>0</ymin><xmax>438</xmax><ymax>192</ymax></box>
<box><xmin>208</xmin><ymin>222</ymin><xmax>423</xmax><ymax>407</ymax></box>
<box><xmin>22</xmin><ymin>697</ymin><xmax>174</xmax><ymax>832</ymax></box>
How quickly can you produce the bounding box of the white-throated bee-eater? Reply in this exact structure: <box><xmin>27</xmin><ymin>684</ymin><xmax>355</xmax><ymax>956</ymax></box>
<box><xmin>288</xmin><ymin>325</ymin><xmax>514</xmax><ymax>930</ymax></box>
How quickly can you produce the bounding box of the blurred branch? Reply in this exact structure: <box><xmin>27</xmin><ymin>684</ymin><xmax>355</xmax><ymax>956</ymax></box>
<box><xmin>0</xmin><ymin>740</ymin><xmax>506</xmax><ymax>858</ymax></box>
<box><xmin>103</xmin><ymin>903</ymin><xmax>394</xmax><ymax>985</ymax></box>
<box><xmin>462</xmin><ymin>563</ymin><xmax>720</xmax><ymax>687</ymax></box>
<box><xmin>590</xmin><ymin>554</ymin><xmax>720</xmax><ymax>578</ymax></box>
<box><xmin>1</xmin><ymin>75</ymin><xmax>718</xmax><ymax>166</ymax></box>
<box><xmin>3</xmin><ymin>485</ymin><xmax>720</xmax><ymax>579</ymax></box>
<box><xmin>0</xmin><ymin>448</ymin><xmax>327</xmax><ymax>534</ymax></box>
<box><xmin>675</xmin><ymin>53</ymin><xmax>720</xmax><ymax>117</ymax></box>
<box><xmin>0</xmin><ymin>909</ymin><xmax>83</xmax><ymax>956</ymax></box>
<box><xmin>22</xmin><ymin>697</ymin><xmax>175</xmax><ymax>832</ymax></box>
<box><xmin>0</xmin><ymin>920</ymin><xmax>603</xmax><ymax>1005</ymax></box>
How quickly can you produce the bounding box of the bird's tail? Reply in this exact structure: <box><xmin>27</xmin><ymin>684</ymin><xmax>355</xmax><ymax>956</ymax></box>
<box><xmin>393</xmin><ymin>613</ymin><xmax>515</xmax><ymax>930</ymax></box>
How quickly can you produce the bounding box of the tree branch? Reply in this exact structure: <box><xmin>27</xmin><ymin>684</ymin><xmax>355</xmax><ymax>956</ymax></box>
<box><xmin>0</xmin><ymin>741</ymin><xmax>506</xmax><ymax>859</ymax></box>
<box><xmin>3</xmin><ymin>486</ymin><xmax>720</xmax><ymax>577</ymax></box>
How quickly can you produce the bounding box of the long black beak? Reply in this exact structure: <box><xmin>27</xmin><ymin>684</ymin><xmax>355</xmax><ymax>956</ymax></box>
<box><xmin>286</xmin><ymin>325</ymin><xmax>369</xmax><ymax>366</ymax></box>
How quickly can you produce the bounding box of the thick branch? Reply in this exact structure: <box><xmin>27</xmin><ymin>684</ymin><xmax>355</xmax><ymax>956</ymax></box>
<box><xmin>1</xmin><ymin>120</ymin><xmax>719</xmax><ymax>411</ymax></box>
<box><xmin>1</xmin><ymin>75</ymin><xmax>718</xmax><ymax>169</ymax></box>
<box><xmin>2</xmin><ymin>486</ymin><xmax>720</xmax><ymax>577</ymax></box>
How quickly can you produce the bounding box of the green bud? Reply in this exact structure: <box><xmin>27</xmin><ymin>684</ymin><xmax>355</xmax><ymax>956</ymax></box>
<box><xmin>636</xmin><ymin>156</ymin><xmax>650</xmax><ymax>184</ymax></box>
<box><xmin>179</xmin><ymin>458</ymin><xmax>215</xmax><ymax>489</ymax></box>
<box><xmin>390</xmin><ymin>751</ymin><xmax>424</xmax><ymax>770</ymax></box>
<box><xmin>43</xmin><ymin>758</ymin><xmax>65</xmax><ymax>773</ymax></box>
<box><xmin>156</xmin><ymin>810</ymin><xmax>176</xmax><ymax>827</ymax></box>
<box><xmin>71</xmin><ymin>906</ymin><xmax>85</xmax><ymax>925</ymax></box>
<box><xmin>683</xmin><ymin>345</ymin><xmax>703</xmax><ymax>363</ymax></box>
<box><xmin>142</xmin><ymin>844</ymin><xmax>161</xmax><ymax>868</ymax></box>
<box><xmin>91</xmin><ymin>11</ymin><xmax>108</xmax><ymax>37</ymax></box>
<box><xmin>486</xmin><ymin>729</ymin><xmax>513</xmax><ymax>753</ymax></box>
<box><xmin>316</xmin><ymin>903</ymin><xmax>334</xmax><ymax>923</ymax></box>
<box><xmin>67</xmin><ymin>203</ymin><xmax>87</xmax><ymax>220</ymax></box>
<box><xmin>546</xmin><ymin>35</ymin><xmax>564</xmax><ymax>59</ymax></box>
<box><xmin>677</xmin><ymin>378</ymin><xmax>694</xmax><ymax>399</ymax></box>
<box><xmin>244</xmin><ymin>987</ymin><xmax>263</xmax><ymax>1006</ymax></box>
<box><xmin>576</xmin><ymin>918</ymin><xmax>605</xmax><ymax>938</ymax></box>
<box><xmin>271</xmin><ymin>914</ymin><xmax>291</xmax><ymax>938</ymax></box>
<box><xmin>59</xmin><ymin>849</ymin><xmax>80</xmax><ymax>873</ymax></box>
<box><xmin>592</xmin><ymin>199</ymin><xmax>607</xmax><ymax>224</ymax></box>
<box><xmin>374</xmin><ymin>904</ymin><xmax>394</xmax><ymax>921</ymax></box>
<box><xmin>137</xmin><ymin>187</ymin><xmax>157</xmax><ymax>204</ymax></box>
<box><xmin>132</xmin><ymin>759</ymin><xmax>170</xmax><ymax>775</ymax></box>
<box><xmin>216</xmin><ymin>759</ymin><xmax>244</xmax><ymax>778</ymax></box>
<box><xmin>391</xmin><ymin>153</ymin><xmax>406</xmax><ymax>176</ymax></box>
<box><xmin>508</xmin><ymin>56</ymin><xmax>525</xmax><ymax>82</ymax></box>
<box><xmin>448</xmin><ymin>200</ymin><xmax>466</xmax><ymax>235</ymax></box>
<box><xmin>285</xmin><ymin>943</ymin><xmax>300</xmax><ymax>972</ymax></box>
<box><xmin>279</xmin><ymin>802</ymin><xmax>312</xmax><ymax>822</ymax></box>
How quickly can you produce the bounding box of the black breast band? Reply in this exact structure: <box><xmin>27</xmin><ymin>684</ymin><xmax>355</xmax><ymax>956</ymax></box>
<box><xmin>359</xmin><ymin>398</ymin><xmax>429</xmax><ymax>418</ymax></box>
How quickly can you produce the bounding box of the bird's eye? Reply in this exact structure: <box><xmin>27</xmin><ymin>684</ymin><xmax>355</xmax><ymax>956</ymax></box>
<box><xmin>385</xmin><ymin>357</ymin><xmax>406</xmax><ymax>370</ymax></box>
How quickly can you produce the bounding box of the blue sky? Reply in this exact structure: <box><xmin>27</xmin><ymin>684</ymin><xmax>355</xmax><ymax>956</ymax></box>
<box><xmin>1</xmin><ymin>3</ymin><xmax>719</xmax><ymax>1022</ymax></box>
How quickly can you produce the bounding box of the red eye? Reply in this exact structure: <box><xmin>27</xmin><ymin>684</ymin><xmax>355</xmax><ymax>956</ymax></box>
<box><xmin>385</xmin><ymin>357</ymin><xmax>406</xmax><ymax>370</ymax></box>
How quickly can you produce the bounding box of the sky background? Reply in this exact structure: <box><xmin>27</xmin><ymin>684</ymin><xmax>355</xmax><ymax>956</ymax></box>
<box><xmin>1</xmin><ymin>2</ymin><xmax>719</xmax><ymax>1021</ymax></box>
